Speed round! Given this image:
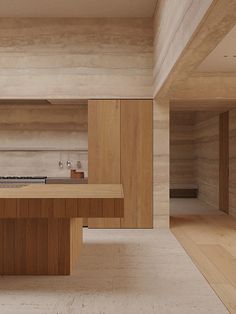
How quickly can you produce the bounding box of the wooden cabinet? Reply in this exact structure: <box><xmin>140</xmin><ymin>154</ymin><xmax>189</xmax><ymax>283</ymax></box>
<box><xmin>88</xmin><ymin>100</ymin><xmax>121</xmax><ymax>228</ymax></box>
<box><xmin>121</xmin><ymin>100</ymin><xmax>153</xmax><ymax>228</ymax></box>
<box><xmin>88</xmin><ymin>99</ymin><xmax>153</xmax><ymax>228</ymax></box>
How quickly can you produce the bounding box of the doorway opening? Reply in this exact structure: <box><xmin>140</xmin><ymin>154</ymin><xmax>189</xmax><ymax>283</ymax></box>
<box><xmin>170</xmin><ymin>109</ymin><xmax>223</xmax><ymax>218</ymax></box>
<box><xmin>169</xmin><ymin>104</ymin><xmax>236</xmax><ymax>313</ymax></box>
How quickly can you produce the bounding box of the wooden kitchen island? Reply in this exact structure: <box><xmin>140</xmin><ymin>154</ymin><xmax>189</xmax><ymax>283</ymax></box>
<box><xmin>0</xmin><ymin>184</ymin><xmax>124</xmax><ymax>275</ymax></box>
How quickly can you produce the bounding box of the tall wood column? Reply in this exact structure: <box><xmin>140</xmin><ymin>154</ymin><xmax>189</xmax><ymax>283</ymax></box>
<box><xmin>88</xmin><ymin>100</ymin><xmax>121</xmax><ymax>228</ymax></box>
<box><xmin>88</xmin><ymin>99</ymin><xmax>153</xmax><ymax>229</ymax></box>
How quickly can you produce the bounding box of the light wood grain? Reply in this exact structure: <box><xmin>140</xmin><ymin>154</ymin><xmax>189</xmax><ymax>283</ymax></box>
<box><xmin>171</xmin><ymin>199</ymin><xmax>236</xmax><ymax>313</ymax></box>
<box><xmin>0</xmin><ymin>184</ymin><xmax>123</xmax><ymax>199</ymax></box>
<box><xmin>88</xmin><ymin>100</ymin><xmax>121</xmax><ymax>184</ymax></box>
<box><xmin>121</xmin><ymin>100</ymin><xmax>153</xmax><ymax>228</ymax></box>
<box><xmin>88</xmin><ymin>100</ymin><xmax>121</xmax><ymax>228</ymax></box>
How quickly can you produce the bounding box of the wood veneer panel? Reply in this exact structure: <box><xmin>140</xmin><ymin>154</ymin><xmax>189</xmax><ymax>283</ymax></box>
<box><xmin>28</xmin><ymin>199</ymin><xmax>41</xmax><ymax>218</ymax></box>
<box><xmin>37</xmin><ymin>219</ymin><xmax>48</xmax><ymax>274</ymax></box>
<box><xmin>0</xmin><ymin>184</ymin><xmax>123</xmax><ymax>199</ymax></box>
<box><xmin>66</xmin><ymin>199</ymin><xmax>77</xmax><ymax>218</ymax></box>
<box><xmin>88</xmin><ymin>100</ymin><xmax>121</xmax><ymax>228</ymax></box>
<box><xmin>14</xmin><ymin>220</ymin><xmax>27</xmax><ymax>274</ymax></box>
<box><xmin>0</xmin><ymin>218</ymin><xmax>83</xmax><ymax>275</ymax></box>
<box><xmin>77</xmin><ymin>199</ymin><xmax>90</xmax><ymax>217</ymax></box>
<box><xmin>70</xmin><ymin>218</ymin><xmax>83</xmax><ymax>270</ymax></box>
<box><xmin>41</xmin><ymin>199</ymin><xmax>53</xmax><ymax>217</ymax></box>
<box><xmin>5</xmin><ymin>199</ymin><xmax>17</xmax><ymax>218</ymax></box>
<box><xmin>48</xmin><ymin>219</ymin><xmax>59</xmax><ymax>274</ymax></box>
<box><xmin>26</xmin><ymin>219</ymin><xmax>38</xmax><ymax>274</ymax></box>
<box><xmin>58</xmin><ymin>219</ymin><xmax>70</xmax><ymax>275</ymax></box>
<box><xmin>114</xmin><ymin>199</ymin><xmax>124</xmax><ymax>218</ymax></box>
<box><xmin>0</xmin><ymin>198</ymin><xmax>123</xmax><ymax>218</ymax></box>
<box><xmin>121</xmin><ymin>100</ymin><xmax>153</xmax><ymax>228</ymax></box>
<box><xmin>53</xmin><ymin>199</ymin><xmax>66</xmax><ymax>218</ymax></box>
<box><xmin>0</xmin><ymin>220</ymin><xmax>3</xmax><ymax>273</ymax></box>
<box><xmin>17</xmin><ymin>199</ymin><xmax>29</xmax><ymax>218</ymax></box>
<box><xmin>219</xmin><ymin>112</ymin><xmax>229</xmax><ymax>213</ymax></box>
<box><xmin>3</xmin><ymin>220</ymin><xmax>15</xmax><ymax>274</ymax></box>
<box><xmin>0</xmin><ymin>199</ymin><xmax>5</xmax><ymax>218</ymax></box>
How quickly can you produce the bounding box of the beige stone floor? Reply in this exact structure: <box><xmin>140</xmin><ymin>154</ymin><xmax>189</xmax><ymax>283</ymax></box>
<box><xmin>0</xmin><ymin>227</ymin><xmax>228</xmax><ymax>314</ymax></box>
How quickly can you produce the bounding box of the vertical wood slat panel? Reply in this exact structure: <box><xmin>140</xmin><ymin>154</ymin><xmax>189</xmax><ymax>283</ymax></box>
<box><xmin>47</xmin><ymin>219</ymin><xmax>59</xmax><ymax>274</ymax></box>
<box><xmin>28</xmin><ymin>199</ymin><xmax>41</xmax><ymax>218</ymax></box>
<box><xmin>219</xmin><ymin>111</ymin><xmax>229</xmax><ymax>213</ymax></box>
<box><xmin>88</xmin><ymin>100</ymin><xmax>121</xmax><ymax>228</ymax></box>
<box><xmin>121</xmin><ymin>100</ymin><xmax>153</xmax><ymax>228</ymax></box>
<box><xmin>5</xmin><ymin>199</ymin><xmax>17</xmax><ymax>218</ymax></box>
<box><xmin>3</xmin><ymin>220</ymin><xmax>15</xmax><ymax>274</ymax></box>
<box><xmin>37</xmin><ymin>220</ymin><xmax>48</xmax><ymax>274</ymax></box>
<box><xmin>58</xmin><ymin>219</ymin><xmax>70</xmax><ymax>275</ymax></box>
<box><xmin>26</xmin><ymin>219</ymin><xmax>38</xmax><ymax>274</ymax></box>
<box><xmin>0</xmin><ymin>198</ymin><xmax>123</xmax><ymax>218</ymax></box>
<box><xmin>41</xmin><ymin>199</ymin><xmax>54</xmax><ymax>218</ymax></box>
<box><xmin>0</xmin><ymin>199</ymin><xmax>5</xmax><ymax>218</ymax></box>
<box><xmin>77</xmin><ymin>199</ymin><xmax>90</xmax><ymax>217</ymax></box>
<box><xmin>0</xmin><ymin>218</ymin><xmax>83</xmax><ymax>275</ymax></box>
<box><xmin>53</xmin><ymin>199</ymin><xmax>66</xmax><ymax>218</ymax></box>
<box><xmin>66</xmin><ymin>199</ymin><xmax>77</xmax><ymax>218</ymax></box>
<box><xmin>17</xmin><ymin>199</ymin><xmax>29</xmax><ymax>218</ymax></box>
<box><xmin>0</xmin><ymin>220</ymin><xmax>3</xmax><ymax>273</ymax></box>
<box><xmin>89</xmin><ymin>199</ymin><xmax>103</xmax><ymax>219</ymax></box>
<box><xmin>14</xmin><ymin>219</ymin><xmax>27</xmax><ymax>274</ymax></box>
<box><xmin>114</xmin><ymin>199</ymin><xmax>124</xmax><ymax>218</ymax></box>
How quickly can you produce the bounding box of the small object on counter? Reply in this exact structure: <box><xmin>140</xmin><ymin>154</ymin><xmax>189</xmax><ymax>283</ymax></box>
<box><xmin>66</xmin><ymin>160</ymin><xmax>72</xmax><ymax>169</ymax></box>
<box><xmin>58</xmin><ymin>160</ymin><xmax>63</xmax><ymax>169</ymax></box>
<box><xmin>71</xmin><ymin>169</ymin><xmax>84</xmax><ymax>179</ymax></box>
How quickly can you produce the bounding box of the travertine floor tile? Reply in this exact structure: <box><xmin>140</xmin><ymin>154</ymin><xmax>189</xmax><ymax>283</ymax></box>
<box><xmin>0</xmin><ymin>228</ymin><xmax>227</xmax><ymax>314</ymax></box>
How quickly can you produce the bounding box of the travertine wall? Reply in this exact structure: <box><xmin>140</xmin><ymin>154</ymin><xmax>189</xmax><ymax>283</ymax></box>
<box><xmin>170</xmin><ymin>111</ymin><xmax>220</xmax><ymax>209</ymax></box>
<box><xmin>229</xmin><ymin>109</ymin><xmax>236</xmax><ymax>217</ymax></box>
<box><xmin>0</xmin><ymin>103</ymin><xmax>88</xmax><ymax>177</ymax></box>
<box><xmin>194</xmin><ymin>112</ymin><xmax>220</xmax><ymax>208</ymax></box>
<box><xmin>153</xmin><ymin>0</ymin><xmax>213</xmax><ymax>97</ymax></box>
<box><xmin>0</xmin><ymin>18</ymin><xmax>153</xmax><ymax>99</ymax></box>
<box><xmin>170</xmin><ymin>112</ymin><xmax>196</xmax><ymax>188</ymax></box>
<box><xmin>153</xmin><ymin>99</ymin><xmax>169</xmax><ymax>228</ymax></box>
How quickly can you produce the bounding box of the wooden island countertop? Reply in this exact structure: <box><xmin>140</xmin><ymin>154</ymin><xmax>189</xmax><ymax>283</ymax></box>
<box><xmin>0</xmin><ymin>183</ymin><xmax>124</xmax><ymax>199</ymax></box>
<box><xmin>0</xmin><ymin>183</ymin><xmax>124</xmax><ymax>275</ymax></box>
